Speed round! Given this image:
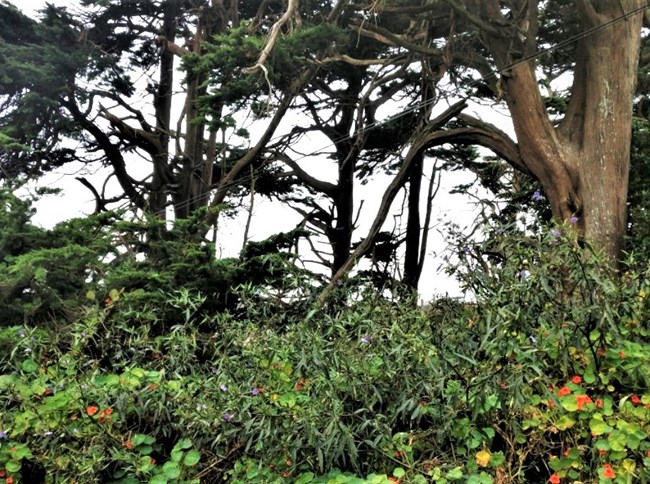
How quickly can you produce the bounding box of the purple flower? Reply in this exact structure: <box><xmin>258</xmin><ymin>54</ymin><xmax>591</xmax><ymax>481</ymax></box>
<box><xmin>569</xmin><ymin>216</ymin><xmax>579</xmax><ymax>224</ymax></box>
<box><xmin>532</xmin><ymin>190</ymin><xmax>544</xmax><ymax>201</ymax></box>
<box><xmin>551</xmin><ymin>229</ymin><xmax>561</xmax><ymax>238</ymax></box>
<box><xmin>219</xmin><ymin>384</ymin><xmax>228</xmax><ymax>392</ymax></box>
<box><xmin>0</xmin><ymin>430</ymin><xmax>7</xmax><ymax>439</ymax></box>
<box><xmin>497</xmin><ymin>228</ymin><xmax>505</xmax><ymax>235</ymax></box>
<box><xmin>223</xmin><ymin>412</ymin><xmax>234</xmax><ymax>422</ymax></box>
<box><xmin>361</xmin><ymin>335</ymin><xmax>372</xmax><ymax>344</ymax></box>
<box><xmin>251</xmin><ymin>388</ymin><xmax>260</xmax><ymax>396</ymax></box>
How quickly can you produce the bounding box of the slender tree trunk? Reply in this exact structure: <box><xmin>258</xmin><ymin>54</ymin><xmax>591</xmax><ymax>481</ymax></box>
<box><xmin>151</xmin><ymin>0</ymin><xmax>177</xmax><ymax>218</ymax></box>
<box><xmin>403</xmin><ymin>151</ymin><xmax>423</xmax><ymax>289</ymax></box>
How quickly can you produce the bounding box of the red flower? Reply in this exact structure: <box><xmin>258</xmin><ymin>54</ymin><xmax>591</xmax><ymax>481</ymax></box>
<box><xmin>571</xmin><ymin>376</ymin><xmax>582</xmax><ymax>384</ymax></box>
<box><xmin>596</xmin><ymin>399</ymin><xmax>603</xmax><ymax>408</ymax></box>
<box><xmin>576</xmin><ymin>394</ymin><xmax>593</xmax><ymax>410</ymax></box>
<box><xmin>549</xmin><ymin>474</ymin><xmax>561</xmax><ymax>484</ymax></box>
<box><xmin>647</xmin><ymin>451</ymin><xmax>650</xmax><ymax>458</ymax></box>
<box><xmin>0</xmin><ymin>472</ymin><xmax>5</xmax><ymax>477</ymax></box>
<box><xmin>547</xmin><ymin>399</ymin><xmax>555</xmax><ymax>408</ymax></box>
<box><xmin>86</xmin><ymin>405</ymin><xmax>99</xmax><ymax>416</ymax></box>
<box><xmin>388</xmin><ymin>479</ymin><xmax>400</xmax><ymax>484</ymax></box>
<box><xmin>600</xmin><ymin>450</ymin><xmax>607</xmax><ymax>456</ymax></box>
<box><xmin>6</xmin><ymin>477</ymin><xmax>13</xmax><ymax>484</ymax></box>
<box><xmin>282</xmin><ymin>471</ymin><xmax>291</xmax><ymax>478</ymax></box>
<box><xmin>563</xmin><ymin>448</ymin><xmax>570</xmax><ymax>457</ymax></box>
<box><xmin>619</xmin><ymin>351</ymin><xmax>625</xmax><ymax>358</ymax></box>
<box><xmin>631</xmin><ymin>395</ymin><xmax>641</xmax><ymax>405</ymax></box>
<box><xmin>557</xmin><ymin>386</ymin><xmax>571</xmax><ymax>396</ymax></box>
<box><xmin>602</xmin><ymin>464</ymin><xmax>615</xmax><ymax>479</ymax></box>
<box><xmin>103</xmin><ymin>408</ymin><xmax>113</xmax><ymax>415</ymax></box>
<box><xmin>150</xmin><ymin>457</ymin><xmax>156</xmax><ymax>465</ymax></box>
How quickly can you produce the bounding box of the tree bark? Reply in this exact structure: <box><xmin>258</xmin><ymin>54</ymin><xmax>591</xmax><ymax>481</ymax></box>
<box><xmin>481</xmin><ymin>0</ymin><xmax>645</xmax><ymax>264</ymax></box>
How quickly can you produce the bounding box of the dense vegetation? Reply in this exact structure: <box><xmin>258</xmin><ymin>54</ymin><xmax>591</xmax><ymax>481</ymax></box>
<box><xmin>1</xmin><ymin>0</ymin><xmax>650</xmax><ymax>482</ymax></box>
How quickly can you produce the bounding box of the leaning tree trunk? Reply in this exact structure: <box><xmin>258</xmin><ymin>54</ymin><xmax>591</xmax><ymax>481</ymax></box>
<box><xmin>493</xmin><ymin>0</ymin><xmax>644</xmax><ymax>265</ymax></box>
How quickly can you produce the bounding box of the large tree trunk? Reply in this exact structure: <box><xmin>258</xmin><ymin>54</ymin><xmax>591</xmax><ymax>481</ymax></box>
<box><xmin>492</xmin><ymin>0</ymin><xmax>644</xmax><ymax>264</ymax></box>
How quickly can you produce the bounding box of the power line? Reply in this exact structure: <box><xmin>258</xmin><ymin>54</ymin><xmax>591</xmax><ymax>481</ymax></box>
<box><xmin>140</xmin><ymin>4</ymin><xmax>650</xmax><ymax>217</ymax></box>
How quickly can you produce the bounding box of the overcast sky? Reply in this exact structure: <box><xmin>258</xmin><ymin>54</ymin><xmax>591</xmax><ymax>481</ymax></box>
<box><xmin>7</xmin><ymin>0</ymin><xmax>513</xmax><ymax>301</ymax></box>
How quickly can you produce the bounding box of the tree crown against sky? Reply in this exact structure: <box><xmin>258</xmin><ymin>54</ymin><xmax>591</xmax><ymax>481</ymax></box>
<box><xmin>1</xmin><ymin>0</ymin><xmax>650</xmax><ymax>300</ymax></box>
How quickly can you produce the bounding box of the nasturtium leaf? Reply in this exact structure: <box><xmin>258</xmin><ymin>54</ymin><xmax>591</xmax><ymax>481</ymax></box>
<box><xmin>555</xmin><ymin>415</ymin><xmax>576</xmax><ymax>430</ymax></box>
<box><xmin>162</xmin><ymin>461</ymin><xmax>181</xmax><ymax>479</ymax></box>
<box><xmin>149</xmin><ymin>475</ymin><xmax>168</xmax><ymax>484</ymax></box>
<box><xmin>295</xmin><ymin>472</ymin><xmax>315</xmax><ymax>483</ymax></box>
<box><xmin>184</xmin><ymin>449</ymin><xmax>200</xmax><ymax>466</ymax></box>
<box><xmin>21</xmin><ymin>359</ymin><xmax>38</xmax><ymax>373</ymax></box>
<box><xmin>6</xmin><ymin>460</ymin><xmax>21</xmax><ymax>472</ymax></box>
<box><xmin>589</xmin><ymin>418</ymin><xmax>612</xmax><ymax>436</ymax></box>
<box><xmin>393</xmin><ymin>467</ymin><xmax>406</xmax><ymax>478</ymax></box>
<box><xmin>446</xmin><ymin>467</ymin><xmax>464</xmax><ymax>480</ymax></box>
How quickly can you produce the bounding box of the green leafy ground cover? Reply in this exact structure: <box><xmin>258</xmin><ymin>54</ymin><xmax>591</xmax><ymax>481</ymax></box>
<box><xmin>0</xmin><ymin>199</ymin><xmax>649</xmax><ymax>483</ymax></box>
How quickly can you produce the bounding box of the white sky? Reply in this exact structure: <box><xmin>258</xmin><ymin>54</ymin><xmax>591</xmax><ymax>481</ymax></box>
<box><xmin>9</xmin><ymin>0</ymin><xmax>514</xmax><ymax>301</ymax></box>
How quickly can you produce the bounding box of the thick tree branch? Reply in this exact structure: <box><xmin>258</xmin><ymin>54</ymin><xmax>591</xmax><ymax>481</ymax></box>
<box><xmin>273</xmin><ymin>152</ymin><xmax>337</xmax><ymax>196</ymax></box>
<box><xmin>349</xmin><ymin>20</ymin><xmax>444</xmax><ymax>58</ymax></box>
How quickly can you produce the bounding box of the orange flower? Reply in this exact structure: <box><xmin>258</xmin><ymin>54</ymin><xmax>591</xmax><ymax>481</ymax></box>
<box><xmin>549</xmin><ymin>474</ymin><xmax>561</xmax><ymax>484</ymax></box>
<box><xmin>547</xmin><ymin>399</ymin><xmax>555</xmax><ymax>408</ymax></box>
<box><xmin>631</xmin><ymin>395</ymin><xmax>641</xmax><ymax>405</ymax></box>
<box><xmin>619</xmin><ymin>351</ymin><xmax>625</xmax><ymax>358</ymax></box>
<box><xmin>571</xmin><ymin>376</ymin><xmax>582</xmax><ymax>384</ymax></box>
<box><xmin>576</xmin><ymin>394</ymin><xmax>593</xmax><ymax>410</ymax></box>
<box><xmin>104</xmin><ymin>297</ymin><xmax>112</xmax><ymax>304</ymax></box>
<box><xmin>557</xmin><ymin>386</ymin><xmax>571</xmax><ymax>396</ymax></box>
<box><xmin>124</xmin><ymin>441</ymin><xmax>134</xmax><ymax>449</ymax></box>
<box><xmin>647</xmin><ymin>450</ymin><xmax>650</xmax><ymax>458</ymax></box>
<box><xmin>388</xmin><ymin>479</ymin><xmax>400</xmax><ymax>484</ymax></box>
<box><xmin>563</xmin><ymin>448</ymin><xmax>570</xmax><ymax>457</ymax></box>
<box><xmin>150</xmin><ymin>457</ymin><xmax>156</xmax><ymax>465</ymax></box>
<box><xmin>103</xmin><ymin>408</ymin><xmax>113</xmax><ymax>415</ymax></box>
<box><xmin>599</xmin><ymin>450</ymin><xmax>607</xmax><ymax>456</ymax></box>
<box><xmin>596</xmin><ymin>399</ymin><xmax>603</xmax><ymax>408</ymax></box>
<box><xmin>6</xmin><ymin>477</ymin><xmax>13</xmax><ymax>484</ymax></box>
<box><xmin>147</xmin><ymin>384</ymin><xmax>157</xmax><ymax>391</ymax></box>
<box><xmin>86</xmin><ymin>406</ymin><xmax>99</xmax><ymax>416</ymax></box>
<box><xmin>602</xmin><ymin>464</ymin><xmax>615</xmax><ymax>479</ymax></box>
<box><xmin>282</xmin><ymin>471</ymin><xmax>291</xmax><ymax>478</ymax></box>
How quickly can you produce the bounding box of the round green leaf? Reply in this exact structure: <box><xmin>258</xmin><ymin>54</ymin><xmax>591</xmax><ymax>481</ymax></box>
<box><xmin>149</xmin><ymin>474</ymin><xmax>168</xmax><ymax>484</ymax></box>
<box><xmin>6</xmin><ymin>460</ymin><xmax>21</xmax><ymax>472</ymax></box>
<box><xmin>21</xmin><ymin>358</ymin><xmax>38</xmax><ymax>373</ymax></box>
<box><xmin>183</xmin><ymin>449</ymin><xmax>200</xmax><ymax>466</ymax></box>
<box><xmin>393</xmin><ymin>468</ymin><xmax>406</xmax><ymax>478</ymax></box>
<box><xmin>162</xmin><ymin>461</ymin><xmax>181</xmax><ymax>479</ymax></box>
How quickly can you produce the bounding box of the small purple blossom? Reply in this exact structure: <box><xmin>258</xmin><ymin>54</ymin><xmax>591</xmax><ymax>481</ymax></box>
<box><xmin>251</xmin><ymin>388</ymin><xmax>260</xmax><ymax>396</ymax></box>
<box><xmin>569</xmin><ymin>216</ymin><xmax>579</xmax><ymax>224</ymax></box>
<box><xmin>462</xmin><ymin>246</ymin><xmax>471</xmax><ymax>254</ymax></box>
<box><xmin>497</xmin><ymin>228</ymin><xmax>505</xmax><ymax>235</ymax></box>
<box><xmin>361</xmin><ymin>335</ymin><xmax>372</xmax><ymax>344</ymax></box>
<box><xmin>0</xmin><ymin>430</ymin><xmax>7</xmax><ymax>439</ymax></box>
<box><xmin>223</xmin><ymin>412</ymin><xmax>235</xmax><ymax>422</ymax></box>
<box><xmin>219</xmin><ymin>384</ymin><xmax>228</xmax><ymax>392</ymax></box>
<box><xmin>532</xmin><ymin>190</ymin><xmax>544</xmax><ymax>201</ymax></box>
<box><xmin>551</xmin><ymin>229</ymin><xmax>561</xmax><ymax>238</ymax></box>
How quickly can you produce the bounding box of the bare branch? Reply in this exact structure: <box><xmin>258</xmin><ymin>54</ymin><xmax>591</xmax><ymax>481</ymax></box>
<box><xmin>244</xmin><ymin>0</ymin><xmax>300</xmax><ymax>74</ymax></box>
